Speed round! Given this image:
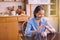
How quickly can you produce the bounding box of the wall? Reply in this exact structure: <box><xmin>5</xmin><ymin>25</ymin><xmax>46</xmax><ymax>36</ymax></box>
<box><xmin>0</xmin><ymin>2</ymin><xmax>23</xmax><ymax>13</ymax></box>
<box><xmin>46</xmin><ymin>17</ymin><xmax>58</xmax><ymax>31</ymax></box>
<box><xmin>26</xmin><ymin>4</ymin><xmax>30</xmax><ymax>16</ymax></box>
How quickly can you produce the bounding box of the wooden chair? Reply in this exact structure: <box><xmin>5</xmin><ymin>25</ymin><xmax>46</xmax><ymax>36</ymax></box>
<box><xmin>47</xmin><ymin>33</ymin><xmax>56</xmax><ymax>40</ymax></box>
<box><xmin>19</xmin><ymin>21</ymin><xmax>35</xmax><ymax>40</ymax></box>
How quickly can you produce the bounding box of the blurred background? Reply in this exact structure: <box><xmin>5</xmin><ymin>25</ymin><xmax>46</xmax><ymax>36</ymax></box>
<box><xmin>0</xmin><ymin>0</ymin><xmax>60</xmax><ymax>40</ymax></box>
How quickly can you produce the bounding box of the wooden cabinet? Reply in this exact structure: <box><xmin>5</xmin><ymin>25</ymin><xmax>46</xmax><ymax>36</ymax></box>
<box><xmin>0</xmin><ymin>23</ymin><xmax>8</xmax><ymax>40</ymax></box>
<box><xmin>0</xmin><ymin>16</ymin><xmax>29</xmax><ymax>40</ymax></box>
<box><xmin>0</xmin><ymin>17</ymin><xmax>8</xmax><ymax>40</ymax></box>
<box><xmin>0</xmin><ymin>18</ymin><xmax>6</xmax><ymax>23</ymax></box>
<box><xmin>18</xmin><ymin>16</ymin><xmax>29</xmax><ymax>22</ymax></box>
<box><xmin>0</xmin><ymin>0</ymin><xmax>22</xmax><ymax>2</ymax></box>
<box><xmin>6</xmin><ymin>22</ymin><xmax>18</xmax><ymax>40</ymax></box>
<box><xmin>0</xmin><ymin>16</ymin><xmax>19</xmax><ymax>40</ymax></box>
<box><xmin>6</xmin><ymin>17</ymin><xmax>18</xmax><ymax>40</ymax></box>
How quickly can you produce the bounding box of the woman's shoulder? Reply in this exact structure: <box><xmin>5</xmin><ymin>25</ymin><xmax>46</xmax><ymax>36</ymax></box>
<box><xmin>27</xmin><ymin>18</ymin><xmax>34</xmax><ymax>24</ymax></box>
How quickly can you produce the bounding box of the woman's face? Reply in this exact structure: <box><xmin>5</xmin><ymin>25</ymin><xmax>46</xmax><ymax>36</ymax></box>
<box><xmin>36</xmin><ymin>10</ymin><xmax>44</xmax><ymax>18</ymax></box>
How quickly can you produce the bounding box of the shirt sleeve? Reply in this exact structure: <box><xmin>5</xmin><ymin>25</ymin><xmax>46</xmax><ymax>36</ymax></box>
<box><xmin>45</xmin><ymin>19</ymin><xmax>56</xmax><ymax>32</ymax></box>
<box><xmin>25</xmin><ymin>22</ymin><xmax>33</xmax><ymax>37</ymax></box>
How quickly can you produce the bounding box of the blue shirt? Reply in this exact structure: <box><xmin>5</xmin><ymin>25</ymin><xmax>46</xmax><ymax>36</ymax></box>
<box><xmin>25</xmin><ymin>17</ymin><xmax>55</xmax><ymax>37</ymax></box>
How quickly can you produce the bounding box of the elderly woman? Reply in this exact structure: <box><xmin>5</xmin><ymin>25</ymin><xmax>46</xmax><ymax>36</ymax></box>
<box><xmin>25</xmin><ymin>6</ymin><xmax>56</xmax><ymax>40</ymax></box>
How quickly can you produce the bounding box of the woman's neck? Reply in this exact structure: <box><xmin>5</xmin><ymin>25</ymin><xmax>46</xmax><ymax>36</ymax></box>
<box><xmin>36</xmin><ymin>18</ymin><xmax>41</xmax><ymax>26</ymax></box>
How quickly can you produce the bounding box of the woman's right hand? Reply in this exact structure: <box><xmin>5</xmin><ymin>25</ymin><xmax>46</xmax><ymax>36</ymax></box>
<box><xmin>38</xmin><ymin>25</ymin><xmax>44</xmax><ymax>32</ymax></box>
<box><xmin>32</xmin><ymin>25</ymin><xmax>44</xmax><ymax>35</ymax></box>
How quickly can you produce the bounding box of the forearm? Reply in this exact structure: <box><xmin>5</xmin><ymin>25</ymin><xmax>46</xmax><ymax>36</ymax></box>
<box><xmin>32</xmin><ymin>26</ymin><xmax>42</xmax><ymax>35</ymax></box>
<box><xmin>32</xmin><ymin>30</ymin><xmax>40</xmax><ymax>35</ymax></box>
<box><xmin>46</xmin><ymin>26</ymin><xmax>55</xmax><ymax>33</ymax></box>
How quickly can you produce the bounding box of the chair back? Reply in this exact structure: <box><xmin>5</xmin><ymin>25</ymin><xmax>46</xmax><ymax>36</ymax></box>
<box><xmin>22</xmin><ymin>21</ymin><xmax>27</xmax><ymax>36</ymax></box>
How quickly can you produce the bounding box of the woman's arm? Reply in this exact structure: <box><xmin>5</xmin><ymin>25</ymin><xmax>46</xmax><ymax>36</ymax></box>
<box><xmin>25</xmin><ymin>22</ymin><xmax>42</xmax><ymax>36</ymax></box>
<box><xmin>45</xmin><ymin>19</ymin><xmax>56</xmax><ymax>33</ymax></box>
<box><xmin>32</xmin><ymin>26</ymin><xmax>42</xmax><ymax>35</ymax></box>
<box><xmin>45</xmin><ymin>26</ymin><xmax>55</xmax><ymax>33</ymax></box>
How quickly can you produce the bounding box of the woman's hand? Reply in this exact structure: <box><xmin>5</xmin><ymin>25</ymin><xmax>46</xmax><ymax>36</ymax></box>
<box><xmin>38</xmin><ymin>25</ymin><xmax>44</xmax><ymax>32</ymax></box>
<box><xmin>32</xmin><ymin>25</ymin><xmax>44</xmax><ymax>35</ymax></box>
<box><xmin>41</xmin><ymin>32</ymin><xmax>47</xmax><ymax>37</ymax></box>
